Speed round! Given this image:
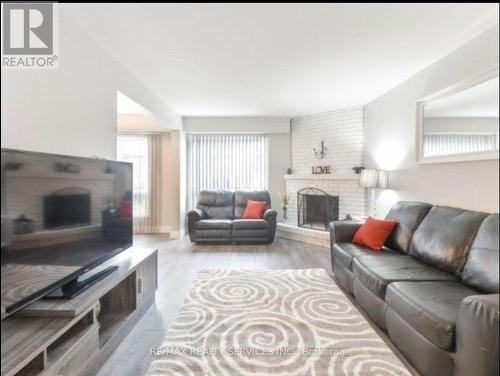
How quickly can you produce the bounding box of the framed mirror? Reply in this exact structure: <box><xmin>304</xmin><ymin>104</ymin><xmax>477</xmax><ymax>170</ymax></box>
<box><xmin>416</xmin><ymin>67</ymin><xmax>499</xmax><ymax>164</ymax></box>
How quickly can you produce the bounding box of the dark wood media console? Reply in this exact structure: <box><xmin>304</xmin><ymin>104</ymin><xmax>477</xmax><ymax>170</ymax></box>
<box><xmin>1</xmin><ymin>247</ymin><xmax>158</xmax><ymax>376</ymax></box>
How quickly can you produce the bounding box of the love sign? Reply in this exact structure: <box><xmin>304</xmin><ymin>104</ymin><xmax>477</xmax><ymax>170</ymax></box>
<box><xmin>311</xmin><ymin>166</ymin><xmax>332</xmax><ymax>175</ymax></box>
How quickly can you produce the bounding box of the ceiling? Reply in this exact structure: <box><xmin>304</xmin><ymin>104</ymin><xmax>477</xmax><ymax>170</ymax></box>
<box><xmin>63</xmin><ymin>4</ymin><xmax>499</xmax><ymax>117</ymax></box>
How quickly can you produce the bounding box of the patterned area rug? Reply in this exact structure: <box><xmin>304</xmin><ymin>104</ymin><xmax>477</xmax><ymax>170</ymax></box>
<box><xmin>147</xmin><ymin>269</ymin><xmax>411</xmax><ymax>375</ymax></box>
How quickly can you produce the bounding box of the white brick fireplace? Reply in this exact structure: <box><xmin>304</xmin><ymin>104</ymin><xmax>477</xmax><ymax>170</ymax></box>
<box><xmin>277</xmin><ymin>106</ymin><xmax>366</xmax><ymax>247</ymax></box>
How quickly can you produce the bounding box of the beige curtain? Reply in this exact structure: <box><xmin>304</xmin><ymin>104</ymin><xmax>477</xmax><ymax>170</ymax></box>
<box><xmin>134</xmin><ymin>133</ymin><xmax>164</xmax><ymax>233</ymax></box>
<box><xmin>117</xmin><ymin>133</ymin><xmax>166</xmax><ymax>234</ymax></box>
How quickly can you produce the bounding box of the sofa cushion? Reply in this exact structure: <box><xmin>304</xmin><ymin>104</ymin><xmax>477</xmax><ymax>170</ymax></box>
<box><xmin>332</xmin><ymin>243</ymin><xmax>398</xmax><ymax>271</ymax></box>
<box><xmin>234</xmin><ymin>191</ymin><xmax>271</xmax><ymax>219</ymax></box>
<box><xmin>386</xmin><ymin>282</ymin><xmax>479</xmax><ymax>351</ymax></box>
<box><xmin>352</xmin><ymin>255</ymin><xmax>458</xmax><ymax>299</ymax></box>
<box><xmin>385</xmin><ymin>201</ymin><xmax>432</xmax><ymax>253</ymax></box>
<box><xmin>195</xmin><ymin>230</ymin><xmax>232</xmax><ymax>239</ymax></box>
<box><xmin>232</xmin><ymin>219</ymin><xmax>269</xmax><ymax>230</ymax></box>
<box><xmin>461</xmin><ymin>213</ymin><xmax>499</xmax><ymax>293</ymax></box>
<box><xmin>197</xmin><ymin>190</ymin><xmax>234</xmax><ymax>219</ymax></box>
<box><xmin>409</xmin><ymin>206</ymin><xmax>488</xmax><ymax>276</ymax></box>
<box><xmin>195</xmin><ymin>219</ymin><xmax>232</xmax><ymax>230</ymax></box>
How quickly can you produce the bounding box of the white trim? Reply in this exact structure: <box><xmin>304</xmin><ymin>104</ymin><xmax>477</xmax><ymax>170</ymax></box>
<box><xmin>416</xmin><ymin>66</ymin><xmax>499</xmax><ymax>164</ymax></box>
<box><xmin>118</xmin><ymin>130</ymin><xmax>164</xmax><ymax>135</ymax></box>
<box><xmin>417</xmin><ymin>150</ymin><xmax>499</xmax><ymax>164</ymax></box>
<box><xmin>425</xmin><ymin>131</ymin><xmax>498</xmax><ymax>135</ymax></box>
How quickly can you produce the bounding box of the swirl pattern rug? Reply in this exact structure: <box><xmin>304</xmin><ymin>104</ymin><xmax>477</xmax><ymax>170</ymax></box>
<box><xmin>147</xmin><ymin>269</ymin><xmax>411</xmax><ymax>376</ymax></box>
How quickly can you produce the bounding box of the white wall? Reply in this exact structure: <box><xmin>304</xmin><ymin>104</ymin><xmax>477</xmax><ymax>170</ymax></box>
<box><xmin>286</xmin><ymin>107</ymin><xmax>366</xmax><ymax>222</ymax></box>
<box><xmin>1</xmin><ymin>11</ymin><xmax>181</xmax><ymax>160</ymax></box>
<box><xmin>117</xmin><ymin>114</ymin><xmax>168</xmax><ymax>132</ymax></box>
<box><xmin>183</xmin><ymin>117</ymin><xmax>291</xmax><ymax>218</ymax></box>
<box><xmin>268</xmin><ymin>133</ymin><xmax>291</xmax><ymax>217</ymax></box>
<box><xmin>291</xmin><ymin>107</ymin><xmax>364</xmax><ymax>175</ymax></box>
<box><xmin>365</xmin><ymin>25</ymin><xmax>499</xmax><ymax>216</ymax></box>
<box><xmin>183</xmin><ymin>117</ymin><xmax>290</xmax><ymax>134</ymax></box>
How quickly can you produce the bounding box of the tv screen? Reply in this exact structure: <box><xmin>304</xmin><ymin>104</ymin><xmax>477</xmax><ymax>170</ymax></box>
<box><xmin>1</xmin><ymin>149</ymin><xmax>133</xmax><ymax>318</ymax></box>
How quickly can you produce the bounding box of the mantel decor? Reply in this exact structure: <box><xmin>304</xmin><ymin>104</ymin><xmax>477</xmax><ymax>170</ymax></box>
<box><xmin>278</xmin><ymin>191</ymin><xmax>289</xmax><ymax>221</ymax></box>
<box><xmin>352</xmin><ymin>166</ymin><xmax>365</xmax><ymax>174</ymax></box>
<box><xmin>311</xmin><ymin>165</ymin><xmax>332</xmax><ymax>174</ymax></box>
<box><xmin>313</xmin><ymin>140</ymin><xmax>327</xmax><ymax>159</ymax></box>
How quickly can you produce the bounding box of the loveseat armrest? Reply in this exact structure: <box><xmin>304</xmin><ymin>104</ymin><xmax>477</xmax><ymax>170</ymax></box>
<box><xmin>455</xmin><ymin>294</ymin><xmax>499</xmax><ymax>376</ymax></box>
<box><xmin>329</xmin><ymin>221</ymin><xmax>362</xmax><ymax>246</ymax></box>
<box><xmin>263</xmin><ymin>209</ymin><xmax>278</xmax><ymax>222</ymax></box>
<box><xmin>263</xmin><ymin>209</ymin><xmax>278</xmax><ymax>243</ymax></box>
<box><xmin>187</xmin><ymin>208</ymin><xmax>206</xmax><ymax>222</ymax></box>
<box><xmin>187</xmin><ymin>209</ymin><xmax>207</xmax><ymax>242</ymax></box>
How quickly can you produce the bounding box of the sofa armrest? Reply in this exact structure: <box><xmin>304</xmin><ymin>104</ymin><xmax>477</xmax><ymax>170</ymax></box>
<box><xmin>329</xmin><ymin>221</ymin><xmax>362</xmax><ymax>246</ymax></box>
<box><xmin>187</xmin><ymin>209</ymin><xmax>207</xmax><ymax>242</ymax></box>
<box><xmin>455</xmin><ymin>294</ymin><xmax>499</xmax><ymax>376</ymax></box>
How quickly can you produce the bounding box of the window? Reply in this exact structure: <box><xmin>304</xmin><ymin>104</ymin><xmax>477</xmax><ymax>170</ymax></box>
<box><xmin>186</xmin><ymin>134</ymin><xmax>269</xmax><ymax>209</ymax></box>
<box><xmin>423</xmin><ymin>132</ymin><xmax>499</xmax><ymax>157</ymax></box>
<box><xmin>117</xmin><ymin>134</ymin><xmax>150</xmax><ymax>218</ymax></box>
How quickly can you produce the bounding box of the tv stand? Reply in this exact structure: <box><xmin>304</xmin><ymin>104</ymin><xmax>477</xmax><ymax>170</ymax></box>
<box><xmin>45</xmin><ymin>265</ymin><xmax>119</xmax><ymax>299</ymax></box>
<box><xmin>1</xmin><ymin>247</ymin><xmax>158</xmax><ymax>376</ymax></box>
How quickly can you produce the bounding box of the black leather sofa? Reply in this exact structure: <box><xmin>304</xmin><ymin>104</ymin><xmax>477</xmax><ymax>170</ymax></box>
<box><xmin>187</xmin><ymin>190</ymin><xmax>277</xmax><ymax>244</ymax></box>
<box><xmin>330</xmin><ymin>201</ymin><xmax>499</xmax><ymax>376</ymax></box>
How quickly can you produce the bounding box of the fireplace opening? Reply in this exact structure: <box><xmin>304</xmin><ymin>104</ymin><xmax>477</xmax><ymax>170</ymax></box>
<box><xmin>44</xmin><ymin>188</ymin><xmax>91</xmax><ymax>229</ymax></box>
<box><xmin>297</xmin><ymin>188</ymin><xmax>339</xmax><ymax>231</ymax></box>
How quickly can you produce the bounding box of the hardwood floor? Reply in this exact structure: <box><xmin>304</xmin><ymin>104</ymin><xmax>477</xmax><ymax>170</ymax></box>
<box><xmin>95</xmin><ymin>235</ymin><xmax>416</xmax><ymax>376</ymax></box>
<box><xmin>95</xmin><ymin>235</ymin><xmax>332</xmax><ymax>376</ymax></box>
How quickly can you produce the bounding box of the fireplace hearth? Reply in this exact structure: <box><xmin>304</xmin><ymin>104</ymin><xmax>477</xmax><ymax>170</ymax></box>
<box><xmin>297</xmin><ymin>188</ymin><xmax>339</xmax><ymax>231</ymax></box>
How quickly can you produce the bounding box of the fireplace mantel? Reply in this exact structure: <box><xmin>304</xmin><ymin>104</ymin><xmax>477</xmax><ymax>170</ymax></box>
<box><xmin>6</xmin><ymin>170</ymin><xmax>114</xmax><ymax>181</ymax></box>
<box><xmin>284</xmin><ymin>173</ymin><xmax>359</xmax><ymax>181</ymax></box>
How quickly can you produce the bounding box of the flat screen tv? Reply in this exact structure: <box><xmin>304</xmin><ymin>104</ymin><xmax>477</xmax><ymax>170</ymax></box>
<box><xmin>1</xmin><ymin>148</ymin><xmax>133</xmax><ymax>319</ymax></box>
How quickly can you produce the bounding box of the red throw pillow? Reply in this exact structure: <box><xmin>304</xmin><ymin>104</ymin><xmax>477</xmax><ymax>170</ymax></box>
<box><xmin>242</xmin><ymin>200</ymin><xmax>267</xmax><ymax>219</ymax></box>
<box><xmin>352</xmin><ymin>217</ymin><xmax>398</xmax><ymax>251</ymax></box>
<box><xmin>120</xmin><ymin>200</ymin><xmax>133</xmax><ymax>219</ymax></box>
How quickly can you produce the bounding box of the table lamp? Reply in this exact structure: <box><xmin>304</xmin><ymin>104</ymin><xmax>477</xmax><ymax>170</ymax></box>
<box><xmin>359</xmin><ymin>169</ymin><xmax>389</xmax><ymax>217</ymax></box>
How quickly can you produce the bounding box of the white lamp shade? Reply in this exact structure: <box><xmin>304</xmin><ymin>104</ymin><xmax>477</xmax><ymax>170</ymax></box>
<box><xmin>359</xmin><ymin>169</ymin><xmax>378</xmax><ymax>188</ymax></box>
<box><xmin>377</xmin><ymin>170</ymin><xmax>389</xmax><ymax>189</ymax></box>
<box><xmin>360</xmin><ymin>169</ymin><xmax>389</xmax><ymax>189</ymax></box>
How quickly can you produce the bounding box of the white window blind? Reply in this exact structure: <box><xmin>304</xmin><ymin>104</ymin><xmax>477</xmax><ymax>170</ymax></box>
<box><xmin>186</xmin><ymin>134</ymin><xmax>269</xmax><ymax>209</ymax></box>
<box><xmin>424</xmin><ymin>132</ymin><xmax>499</xmax><ymax>157</ymax></box>
<box><xmin>117</xmin><ymin>134</ymin><xmax>150</xmax><ymax>218</ymax></box>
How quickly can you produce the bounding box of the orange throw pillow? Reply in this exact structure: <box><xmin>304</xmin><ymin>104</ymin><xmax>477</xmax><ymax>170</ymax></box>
<box><xmin>352</xmin><ymin>217</ymin><xmax>398</xmax><ymax>251</ymax></box>
<box><xmin>242</xmin><ymin>200</ymin><xmax>267</xmax><ymax>219</ymax></box>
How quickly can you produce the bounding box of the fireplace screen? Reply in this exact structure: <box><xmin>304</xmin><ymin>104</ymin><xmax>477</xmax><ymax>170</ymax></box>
<box><xmin>297</xmin><ymin>188</ymin><xmax>339</xmax><ymax>231</ymax></box>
